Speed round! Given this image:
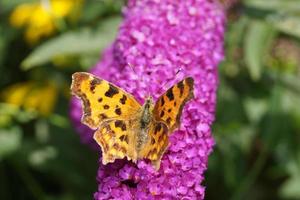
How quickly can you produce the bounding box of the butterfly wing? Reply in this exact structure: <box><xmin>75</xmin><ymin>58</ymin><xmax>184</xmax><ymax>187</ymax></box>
<box><xmin>153</xmin><ymin>77</ymin><xmax>194</xmax><ymax>132</ymax></box>
<box><xmin>139</xmin><ymin>77</ymin><xmax>194</xmax><ymax>170</ymax></box>
<box><xmin>94</xmin><ymin>119</ymin><xmax>138</xmax><ymax>164</ymax></box>
<box><xmin>138</xmin><ymin>122</ymin><xmax>169</xmax><ymax>170</ymax></box>
<box><xmin>71</xmin><ymin>72</ymin><xmax>141</xmax><ymax>129</ymax></box>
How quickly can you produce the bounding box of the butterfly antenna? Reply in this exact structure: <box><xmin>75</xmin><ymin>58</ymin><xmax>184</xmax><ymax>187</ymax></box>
<box><xmin>158</xmin><ymin>68</ymin><xmax>182</xmax><ymax>93</ymax></box>
<box><xmin>128</xmin><ymin>63</ymin><xmax>136</xmax><ymax>76</ymax></box>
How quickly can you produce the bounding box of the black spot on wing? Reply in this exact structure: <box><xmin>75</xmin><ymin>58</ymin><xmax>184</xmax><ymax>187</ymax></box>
<box><xmin>160</xmin><ymin>110</ymin><xmax>165</xmax><ymax>118</ymax></box>
<box><xmin>158</xmin><ymin>133</ymin><xmax>164</xmax><ymax>141</ymax></box>
<box><xmin>90</xmin><ymin>78</ymin><xmax>102</xmax><ymax>93</ymax></box>
<box><xmin>103</xmin><ymin>105</ymin><xmax>109</xmax><ymax>109</ymax></box>
<box><xmin>166</xmin><ymin>117</ymin><xmax>171</xmax><ymax>125</ymax></box>
<box><xmin>115</xmin><ymin>107</ymin><xmax>122</xmax><ymax>115</ymax></box>
<box><xmin>177</xmin><ymin>80</ymin><xmax>184</xmax><ymax>97</ymax></box>
<box><xmin>119</xmin><ymin>135</ymin><xmax>125</xmax><ymax>141</ymax></box>
<box><xmin>151</xmin><ymin>137</ymin><xmax>155</xmax><ymax>145</ymax></box>
<box><xmin>154</xmin><ymin>123</ymin><xmax>168</xmax><ymax>138</ymax></box>
<box><xmin>105</xmin><ymin>84</ymin><xmax>119</xmax><ymax>97</ymax></box>
<box><xmin>119</xmin><ymin>135</ymin><xmax>129</xmax><ymax>144</ymax></box>
<box><xmin>155</xmin><ymin>123</ymin><xmax>162</xmax><ymax>133</ymax></box>
<box><xmin>99</xmin><ymin>113</ymin><xmax>108</xmax><ymax>119</ymax></box>
<box><xmin>98</xmin><ymin>97</ymin><xmax>103</xmax><ymax>102</ymax></box>
<box><xmin>185</xmin><ymin>77</ymin><xmax>194</xmax><ymax>88</ymax></box>
<box><xmin>160</xmin><ymin>97</ymin><xmax>165</xmax><ymax>106</ymax></box>
<box><xmin>120</xmin><ymin>95</ymin><xmax>127</xmax><ymax>104</ymax></box>
<box><xmin>115</xmin><ymin>120</ymin><xmax>127</xmax><ymax>131</ymax></box>
<box><xmin>166</xmin><ymin>88</ymin><xmax>174</xmax><ymax>101</ymax></box>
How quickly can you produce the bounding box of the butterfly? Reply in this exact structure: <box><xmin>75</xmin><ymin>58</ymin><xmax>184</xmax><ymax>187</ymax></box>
<box><xmin>71</xmin><ymin>72</ymin><xmax>194</xmax><ymax>170</ymax></box>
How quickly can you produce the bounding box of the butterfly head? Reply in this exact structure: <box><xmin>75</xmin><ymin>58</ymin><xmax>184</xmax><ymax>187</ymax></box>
<box><xmin>140</xmin><ymin>96</ymin><xmax>154</xmax><ymax>129</ymax></box>
<box><xmin>144</xmin><ymin>96</ymin><xmax>154</xmax><ymax>106</ymax></box>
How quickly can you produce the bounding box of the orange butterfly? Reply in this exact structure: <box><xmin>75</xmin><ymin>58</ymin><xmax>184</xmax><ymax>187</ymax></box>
<box><xmin>71</xmin><ymin>72</ymin><xmax>194</xmax><ymax>170</ymax></box>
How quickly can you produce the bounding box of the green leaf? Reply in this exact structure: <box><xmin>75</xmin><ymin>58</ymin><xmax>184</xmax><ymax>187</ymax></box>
<box><xmin>280</xmin><ymin>159</ymin><xmax>300</xmax><ymax>199</ymax></box>
<box><xmin>0</xmin><ymin>0</ymin><xmax>35</xmax><ymax>12</ymax></box>
<box><xmin>0</xmin><ymin>126</ymin><xmax>22</xmax><ymax>159</ymax></box>
<box><xmin>244</xmin><ymin>20</ymin><xmax>276</xmax><ymax>81</ymax></box>
<box><xmin>268</xmin><ymin>14</ymin><xmax>300</xmax><ymax>38</ymax></box>
<box><xmin>244</xmin><ymin>98</ymin><xmax>268</xmax><ymax>123</ymax></box>
<box><xmin>80</xmin><ymin>0</ymin><xmax>123</xmax><ymax>23</ymax></box>
<box><xmin>245</xmin><ymin>0</ymin><xmax>300</xmax><ymax>13</ymax></box>
<box><xmin>21</xmin><ymin>17</ymin><xmax>121</xmax><ymax>70</ymax></box>
<box><xmin>28</xmin><ymin>146</ymin><xmax>57</xmax><ymax>167</ymax></box>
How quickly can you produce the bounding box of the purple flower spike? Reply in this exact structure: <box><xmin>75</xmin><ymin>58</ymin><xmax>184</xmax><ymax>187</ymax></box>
<box><xmin>70</xmin><ymin>0</ymin><xmax>225</xmax><ymax>199</ymax></box>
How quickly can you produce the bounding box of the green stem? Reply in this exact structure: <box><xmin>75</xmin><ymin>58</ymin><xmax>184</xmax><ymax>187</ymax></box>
<box><xmin>230</xmin><ymin>143</ymin><xmax>269</xmax><ymax>200</ymax></box>
<box><xmin>12</xmin><ymin>160</ymin><xmax>45</xmax><ymax>200</ymax></box>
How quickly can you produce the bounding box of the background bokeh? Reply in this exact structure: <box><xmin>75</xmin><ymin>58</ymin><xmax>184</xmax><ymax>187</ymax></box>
<box><xmin>0</xmin><ymin>0</ymin><xmax>299</xmax><ymax>199</ymax></box>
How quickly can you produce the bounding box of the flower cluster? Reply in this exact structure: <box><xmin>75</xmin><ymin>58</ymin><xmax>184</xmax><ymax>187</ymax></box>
<box><xmin>70</xmin><ymin>0</ymin><xmax>225</xmax><ymax>199</ymax></box>
<box><xmin>2</xmin><ymin>81</ymin><xmax>57</xmax><ymax>116</ymax></box>
<box><xmin>10</xmin><ymin>0</ymin><xmax>82</xmax><ymax>44</ymax></box>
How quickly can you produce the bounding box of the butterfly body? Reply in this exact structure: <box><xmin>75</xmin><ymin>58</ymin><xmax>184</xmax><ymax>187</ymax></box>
<box><xmin>137</xmin><ymin>97</ymin><xmax>153</xmax><ymax>149</ymax></box>
<box><xmin>71</xmin><ymin>72</ymin><xmax>194</xmax><ymax>170</ymax></box>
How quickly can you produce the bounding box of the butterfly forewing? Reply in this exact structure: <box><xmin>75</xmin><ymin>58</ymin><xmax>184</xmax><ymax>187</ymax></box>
<box><xmin>153</xmin><ymin>77</ymin><xmax>194</xmax><ymax>132</ymax></box>
<box><xmin>71</xmin><ymin>72</ymin><xmax>141</xmax><ymax>129</ymax></box>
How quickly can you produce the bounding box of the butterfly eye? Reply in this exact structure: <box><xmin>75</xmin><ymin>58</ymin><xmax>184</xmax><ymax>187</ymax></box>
<box><xmin>145</xmin><ymin>103</ymin><xmax>149</xmax><ymax>108</ymax></box>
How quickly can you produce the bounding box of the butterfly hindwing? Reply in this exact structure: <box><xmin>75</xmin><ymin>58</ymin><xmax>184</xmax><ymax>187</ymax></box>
<box><xmin>94</xmin><ymin>119</ymin><xmax>138</xmax><ymax>164</ymax></box>
<box><xmin>71</xmin><ymin>72</ymin><xmax>141</xmax><ymax>129</ymax></box>
<box><xmin>153</xmin><ymin>77</ymin><xmax>194</xmax><ymax>132</ymax></box>
<box><xmin>138</xmin><ymin>122</ymin><xmax>169</xmax><ymax>170</ymax></box>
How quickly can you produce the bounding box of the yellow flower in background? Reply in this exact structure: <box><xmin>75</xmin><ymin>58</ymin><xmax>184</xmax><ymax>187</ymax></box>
<box><xmin>2</xmin><ymin>82</ymin><xmax>58</xmax><ymax>116</ymax></box>
<box><xmin>10</xmin><ymin>0</ymin><xmax>82</xmax><ymax>44</ymax></box>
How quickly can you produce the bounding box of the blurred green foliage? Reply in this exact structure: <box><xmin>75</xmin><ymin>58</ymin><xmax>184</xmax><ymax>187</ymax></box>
<box><xmin>207</xmin><ymin>0</ymin><xmax>300</xmax><ymax>200</ymax></box>
<box><xmin>0</xmin><ymin>0</ymin><xmax>299</xmax><ymax>200</ymax></box>
<box><xmin>0</xmin><ymin>0</ymin><xmax>123</xmax><ymax>199</ymax></box>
